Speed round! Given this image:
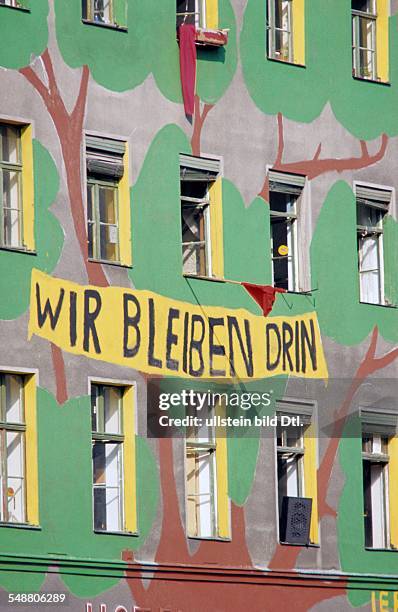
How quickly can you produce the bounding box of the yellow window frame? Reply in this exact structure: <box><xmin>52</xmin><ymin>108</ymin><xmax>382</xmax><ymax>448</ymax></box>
<box><xmin>376</xmin><ymin>0</ymin><xmax>389</xmax><ymax>82</ymax></box>
<box><xmin>122</xmin><ymin>384</ymin><xmax>137</xmax><ymax>533</ymax></box>
<box><xmin>292</xmin><ymin>0</ymin><xmax>305</xmax><ymax>65</ymax></box>
<box><xmin>118</xmin><ymin>143</ymin><xmax>132</xmax><ymax>267</ymax></box>
<box><xmin>388</xmin><ymin>435</ymin><xmax>398</xmax><ymax>548</ymax></box>
<box><xmin>303</xmin><ymin>422</ymin><xmax>319</xmax><ymax>545</ymax></box>
<box><xmin>206</xmin><ymin>0</ymin><xmax>219</xmax><ymax>29</ymax></box>
<box><xmin>209</xmin><ymin>177</ymin><xmax>224</xmax><ymax>279</ymax></box>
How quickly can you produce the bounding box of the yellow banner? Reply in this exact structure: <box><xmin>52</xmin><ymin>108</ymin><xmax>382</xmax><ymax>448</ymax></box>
<box><xmin>29</xmin><ymin>270</ymin><xmax>328</xmax><ymax>380</ymax></box>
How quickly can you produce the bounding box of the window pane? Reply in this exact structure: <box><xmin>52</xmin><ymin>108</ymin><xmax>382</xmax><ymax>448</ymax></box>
<box><xmin>271</xmin><ymin>217</ymin><xmax>295</xmax><ymax>290</ymax></box>
<box><xmin>5</xmin><ymin>374</ymin><xmax>24</xmax><ymax>424</ymax></box>
<box><xmin>0</xmin><ymin>125</ymin><xmax>20</xmax><ymax>164</ymax></box>
<box><xmin>6</xmin><ymin>431</ymin><xmax>25</xmax><ymax>523</ymax></box>
<box><xmin>87</xmin><ymin>184</ymin><xmax>95</xmax><ymax>259</ymax></box>
<box><xmin>186</xmin><ymin>449</ymin><xmax>216</xmax><ymax>538</ymax></box>
<box><xmin>93</xmin><ymin>0</ymin><xmax>112</xmax><ymax>23</ymax></box>
<box><xmin>182</xmin><ymin>242</ymin><xmax>207</xmax><ymax>276</ymax></box>
<box><xmin>352</xmin><ymin>0</ymin><xmax>375</xmax><ymax>14</ymax></box>
<box><xmin>357</xmin><ymin>203</ymin><xmax>382</xmax><ymax>228</ymax></box>
<box><xmin>2</xmin><ymin>170</ymin><xmax>22</xmax><ymax>247</ymax></box>
<box><xmin>98</xmin><ymin>186</ymin><xmax>118</xmax><ymax>262</ymax></box>
<box><xmin>103</xmin><ymin>386</ymin><xmax>122</xmax><ymax>435</ymax></box>
<box><xmin>176</xmin><ymin>0</ymin><xmax>197</xmax><ymax>27</ymax></box>
<box><xmin>270</xmin><ymin>191</ymin><xmax>296</xmax><ymax>214</ymax></box>
<box><xmin>358</xmin><ymin>235</ymin><xmax>381</xmax><ymax>303</ymax></box>
<box><xmin>93</xmin><ymin>442</ymin><xmax>123</xmax><ymax>531</ymax></box>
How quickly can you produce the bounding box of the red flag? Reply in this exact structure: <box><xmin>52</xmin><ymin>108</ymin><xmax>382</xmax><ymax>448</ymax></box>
<box><xmin>178</xmin><ymin>24</ymin><xmax>196</xmax><ymax>116</ymax></box>
<box><xmin>241</xmin><ymin>283</ymin><xmax>286</xmax><ymax>317</ymax></box>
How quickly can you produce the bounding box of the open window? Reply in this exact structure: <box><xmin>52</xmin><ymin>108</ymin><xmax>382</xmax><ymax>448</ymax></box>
<box><xmin>267</xmin><ymin>0</ymin><xmax>305</xmax><ymax>65</ymax></box>
<box><xmin>269</xmin><ymin>170</ymin><xmax>305</xmax><ymax>292</ymax></box>
<box><xmin>361</xmin><ymin>409</ymin><xmax>398</xmax><ymax>549</ymax></box>
<box><xmin>185</xmin><ymin>402</ymin><xmax>229</xmax><ymax>539</ymax></box>
<box><xmin>356</xmin><ymin>184</ymin><xmax>392</xmax><ymax>305</ymax></box>
<box><xmin>176</xmin><ymin>0</ymin><xmax>228</xmax><ymax>47</ymax></box>
<box><xmin>86</xmin><ymin>135</ymin><xmax>131</xmax><ymax>267</ymax></box>
<box><xmin>82</xmin><ymin>0</ymin><xmax>127</xmax><ymax>28</ymax></box>
<box><xmin>276</xmin><ymin>400</ymin><xmax>318</xmax><ymax>545</ymax></box>
<box><xmin>352</xmin><ymin>0</ymin><xmax>389</xmax><ymax>82</ymax></box>
<box><xmin>91</xmin><ymin>383</ymin><xmax>136</xmax><ymax>534</ymax></box>
<box><xmin>180</xmin><ymin>154</ymin><xmax>223</xmax><ymax>279</ymax></box>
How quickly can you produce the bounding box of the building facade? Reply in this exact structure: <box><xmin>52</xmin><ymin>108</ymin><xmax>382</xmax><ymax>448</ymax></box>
<box><xmin>0</xmin><ymin>1</ymin><xmax>398</xmax><ymax>610</ymax></box>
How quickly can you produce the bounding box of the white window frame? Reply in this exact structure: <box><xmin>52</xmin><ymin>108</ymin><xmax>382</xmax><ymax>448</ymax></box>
<box><xmin>362</xmin><ymin>433</ymin><xmax>390</xmax><ymax>549</ymax></box>
<box><xmin>0</xmin><ymin>373</ymin><xmax>26</xmax><ymax>524</ymax></box>
<box><xmin>91</xmin><ymin>382</ymin><xmax>125</xmax><ymax>533</ymax></box>
<box><xmin>176</xmin><ymin>0</ymin><xmax>207</xmax><ymax>29</ymax></box>
<box><xmin>185</xmin><ymin>413</ymin><xmax>218</xmax><ymax>539</ymax></box>
<box><xmin>267</xmin><ymin>0</ymin><xmax>293</xmax><ymax>62</ymax></box>
<box><xmin>352</xmin><ymin>0</ymin><xmax>377</xmax><ymax>80</ymax></box>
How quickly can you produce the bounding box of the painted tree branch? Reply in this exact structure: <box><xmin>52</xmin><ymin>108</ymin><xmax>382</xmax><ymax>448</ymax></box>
<box><xmin>259</xmin><ymin>113</ymin><xmax>389</xmax><ymax>199</ymax></box>
<box><xmin>191</xmin><ymin>94</ymin><xmax>214</xmax><ymax>156</ymax></box>
<box><xmin>20</xmin><ymin>50</ymin><xmax>108</xmax><ymax>403</ymax></box>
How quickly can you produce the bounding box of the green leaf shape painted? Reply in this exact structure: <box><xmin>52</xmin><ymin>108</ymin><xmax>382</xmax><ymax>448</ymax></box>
<box><xmin>311</xmin><ymin>181</ymin><xmax>398</xmax><ymax>345</ymax></box>
<box><xmin>55</xmin><ymin>0</ymin><xmax>237</xmax><ymax>105</ymax></box>
<box><xmin>241</xmin><ymin>0</ymin><xmax>398</xmax><ymax>139</ymax></box>
<box><xmin>0</xmin><ymin>388</ymin><xmax>160</xmax><ymax>597</ymax></box>
<box><xmin>0</xmin><ymin>1</ymin><xmax>48</xmax><ymax>69</ymax></box>
<box><xmin>0</xmin><ymin>140</ymin><xmax>63</xmax><ymax>320</ymax></box>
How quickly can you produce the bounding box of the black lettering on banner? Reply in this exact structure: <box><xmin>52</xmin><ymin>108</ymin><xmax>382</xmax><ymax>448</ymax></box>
<box><xmin>189</xmin><ymin>314</ymin><xmax>205</xmax><ymax>377</ymax></box>
<box><xmin>227</xmin><ymin>316</ymin><xmax>253</xmax><ymax>377</ymax></box>
<box><xmin>266</xmin><ymin>323</ymin><xmax>281</xmax><ymax>371</ymax></box>
<box><xmin>182</xmin><ymin>312</ymin><xmax>189</xmax><ymax>373</ymax></box>
<box><xmin>123</xmin><ymin>293</ymin><xmax>141</xmax><ymax>358</ymax></box>
<box><xmin>209</xmin><ymin>317</ymin><xmax>226</xmax><ymax>377</ymax></box>
<box><xmin>282</xmin><ymin>322</ymin><xmax>294</xmax><ymax>371</ymax></box>
<box><xmin>148</xmin><ymin>298</ymin><xmax>162</xmax><ymax>368</ymax></box>
<box><xmin>36</xmin><ymin>283</ymin><xmax>65</xmax><ymax>330</ymax></box>
<box><xmin>301</xmin><ymin>319</ymin><xmax>317</xmax><ymax>373</ymax></box>
<box><xmin>166</xmin><ymin>308</ymin><xmax>180</xmax><ymax>371</ymax></box>
<box><xmin>69</xmin><ymin>291</ymin><xmax>77</xmax><ymax>347</ymax></box>
<box><xmin>295</xmin><ymin>320</ymin><xmax>300</xmax><ymax>372</ymax></box>
<box><xmin>83</xmin><ymin>289</ymin><xmax>102</xmax><ymax>354</ymax></box>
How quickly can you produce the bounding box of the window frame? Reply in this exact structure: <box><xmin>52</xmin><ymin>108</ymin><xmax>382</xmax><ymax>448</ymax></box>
<box><xmin>352</xmin><ymin>0</ymin><xmax>377</xmax><ymax>80</ymax></box>
<box><xmin>85</xmin><ymin>134</ymin><xmax>131</xmax><ymax>268</ymax></box>
<box><xmin>355</xmin><ymin>183</ymin><xmax>392</xmax><ymax>306</ymax></box>
<box><xmin>267</xmin><ymin>0</ymin><xmax>294</xmax><ymax>63</ymax></box>
<box><xmin>275</xmin><ymin>399</ymin><xmax>318</xmax><ymax>545</ymax></box>
<box><xmin>184</xmin><ymin>401</ymin><xmax>230</xmax><ymax>540</ymax></box>
<box><xmin>0</xmin><ymin>124</ymin><xmax>24</xmax><ymax>250</ymax></box>
<box><xmin>177</xmin><ymin>0</ymin><xmax>207</xmax><ymax>29</ymax></box>
<box><xmin>180</xmin><ymin>153</ymin><xmax>223</xmax><ymax>280</ymax></box>
<box><xmin>90</xmin><ymin>380</ymin><xmax>137</xmax><ymax>535</ymax></box>
<box><xmin>362</xmin><ymin>432</ymin><xmax>391</xmax><ymax>549</ymax></box>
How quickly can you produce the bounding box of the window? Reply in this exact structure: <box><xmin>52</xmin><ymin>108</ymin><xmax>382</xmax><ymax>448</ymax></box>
<box><xmin>356</xmin><ymin>185</ymin><xmax>391</xmax><ymax>305</ymax></box>
<box><xmin>362</xmin><ymin>433</ymin><xmax>390</xmax><ymax>548</ymax></box>
<box><xmin>267</xmin><ymin>0</ymin><xmax>293</xmax><ymax>62</ymax></box>
<box><xmin>180</xmin><ymin>154</ymin><xmax>223</xmax><ymax>279</ymax></box>
<box><xmin>0</xmin><ymin>374</ymin><xmax>25</xmax><ymax>523</ymax></box>
<box><xmin>276</xmin><ymin>401</ymin><xmax>318</xmax><ymax>544</ymax></box>
<box><xmin>177</xmin><ymin>0</ymin><xmax>207</xmax><ymax>29</ymax></box>
<box><xmin>361</xmin><ymin>410</ymin><xmax>398</xmax><ymax>550</ymax></box>
<box><xmin>269</xmin><ymin>171</ymin><xmax>305</xmax><ymax>292</ymax></box>
<box><xmin>0</xmin><ymin>372</ymin><xmax>38</xmax><ymax>526</ymax></box>
<box><xmin>267</xmin><ymin>0</ymin><xmax>305</xmax><ymax>65</ymax></box>
<box><xmin>0</xmin><ymin>124</ymin><xmax>23</xmax><ymax>249</ymax></box>
<box><xmin>91</xmin><ymin>383</ymin><xmax>136</xmax><ymax>533</ymax></box>
<box><xmin>86</xmin><ymin>136</ymin><xmax>131</xmax><ymax>266</ymax></box>
<box><xmin>185</xmin><ymin>403</ymin><xmax>229</xmax><ymax>539</ymax></box>
<box><xmin>352</xmin><ymin>0</ymin><xmax>377</xmax><ymax>79</ymax></box>
<box><xmin>82</xmin><ymin>0</ymin><xmax>126</xmax><ymax>27</ymax></box>
<box><xmin>352</xmin><ymin>0</ymin><xmax>389</xmax><ymax>82</ymax></box>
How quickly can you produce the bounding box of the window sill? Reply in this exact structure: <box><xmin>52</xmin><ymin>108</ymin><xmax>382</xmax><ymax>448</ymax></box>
<box><xmin>94</xmin><ymin>529</ymin><xmax>139</xmax><ymax>537</ymax></box>
<box><xmin>365</xmin><ymin>546</ymin><xmax>397</xmax><ymax>552</ymax></box>
<box><xmin>183</xmin><ymin>273</ymin><xmax>225</xmax><ymax>283</ymax></box>
<box><xmin>279</xmin><ymin>541</ymin><xmax>319</xmax><ymax>548</ymax></box>
<box><xmin>188</xmin><ymin>535</ymin><xmax>231</xmax><ymax>542</ymax></box>
<box><xmin>359</xmin><ymin>301</ymin><xmax>398</xmax><ymax>309</ymax></box>
<box><xmin>88</xmin><ymin>258</ymin><xmax>132</xmax><ymax>269</ymax></box>
<box><xmin>353</xmin><ymin>75</ymin><xmax>391</xmax><ymax>86</ymax></box>
<box><xmin>82</xmin><ymin>19</ymin><xmax>127</xmax><ymax>32</ymax></box>
<box><xmin>267</xmin><ymin>56</ymin><xmax>306</xmax><ymax>69</ymax></box>
<box><xmin>0</xmin><ymin>522</ymin><xmax>41</xmax><ymax>530</ymax></box>
<box><xmin>0</xmin><ymin>245</ymin><xmax>36</xmax><ymax>256</ymax></box>
<box><xmin>0</xmin><ymin>4</ymin><xmax>30</xmax><ymax>13</ymax></box>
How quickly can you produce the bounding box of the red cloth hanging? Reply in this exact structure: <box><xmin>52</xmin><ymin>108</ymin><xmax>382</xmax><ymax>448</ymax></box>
<box><xmin>241</xmin><ymin>283</ymin><xmax>286</xmax><ymax>317</ymax></box>
<box><xmin>178</xmin><ymin>24</ymin><xmax>197</xmax><ymax>116</ymax></box>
